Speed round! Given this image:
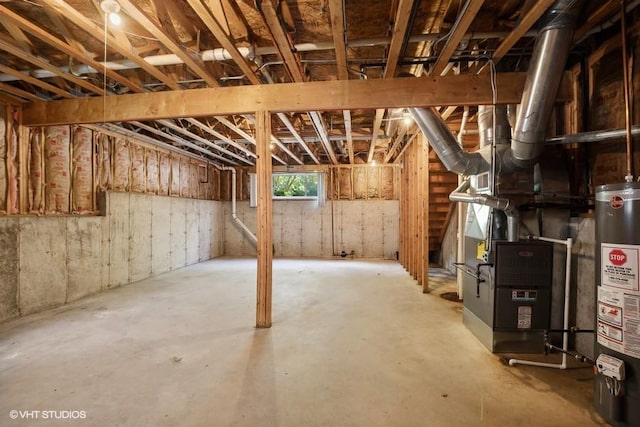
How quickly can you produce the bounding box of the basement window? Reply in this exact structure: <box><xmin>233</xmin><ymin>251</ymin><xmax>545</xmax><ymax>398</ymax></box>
<box><xmin>249</xmin><ymin>172</ymin><xmax>325</xmax><ymax>206</ymax></box>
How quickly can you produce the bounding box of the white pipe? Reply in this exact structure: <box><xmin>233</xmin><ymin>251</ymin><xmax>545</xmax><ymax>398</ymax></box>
<box><xmin>222</xmin><ymin>166</ymin><xmax>257</xmax><ymax>248</ymax></box>
<box><xmin>0</xmin><ymin>32</ymin><xmax>531</xmax><ymax>83</ymax></box>
<box><xmin>509</xmin><ymin>236</ymin><xmax>573</xmax><ymax>370</ymax></box>
<box><xmin>456</xmin><ymin>107</ymin><xmax>469</xmax><ymax>299</ymax></box>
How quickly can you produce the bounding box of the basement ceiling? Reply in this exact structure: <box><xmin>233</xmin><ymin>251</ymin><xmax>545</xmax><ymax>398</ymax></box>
<box><xmin>0</xmin><ymin>0</ymin><xmax>622</xmax><ymax>166</ymax></box>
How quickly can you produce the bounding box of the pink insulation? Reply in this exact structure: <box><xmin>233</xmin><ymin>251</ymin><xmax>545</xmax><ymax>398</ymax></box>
<box><xmin>44</xmin><ymin>126</ymin><xmax>71</xmax><ymax>213</ymax></box>
<box><xmin>180</xmin><ymin>157</ymin><xmax>190</xmax><ymax>197</ymax></box>
<box><xmin>130</xmin><ymin>143</ymin><xmax>146</xmax><ymax>193</ymax></box>
<box><xmin>113</xmin><ymin>138</ymin><xmax>131</xmax><ymax>191</ymax></box>
<box><xmin>0</xmin><ymin>107</ymin><xmax>7</xmax><ymax>213</ymax></box>
<box><xmin>159</xmin><ymin>152</ymin><xmax>171</xmax><ymax>195</ymax></box>
<box><xmin>95</xmin><ymin>133</ymin><xmax>111</xmax><ymax>191</ymax></box>
<box><xmin>146</xmin><ymin>149</ymin><xmax>159</xmax><ymax>194</ymax></box>
<box><xmin>71</xmin><ymin>127</ymin><xmax>93</xmax><ymax>213</ymax></box>
<box><xmin>29</xmin><ymin>129</ymin><xmax>44</xmax><ymax>213</ymax></box>
<box><xmin>170</xmin><ymin>156</ymin><xmax>181</xmax><ymax>196</ymax></box>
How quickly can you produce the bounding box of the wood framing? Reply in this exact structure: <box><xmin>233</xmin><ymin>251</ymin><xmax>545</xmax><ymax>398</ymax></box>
<box><xmin>256</xmin><ymin>110</ymin><xmax>273</xmax><ymax>328</ymax></box>
<box><xmin>23</xmin><ymin>72</ymin><xmax>573</xmax><ymax>126</ymax></box>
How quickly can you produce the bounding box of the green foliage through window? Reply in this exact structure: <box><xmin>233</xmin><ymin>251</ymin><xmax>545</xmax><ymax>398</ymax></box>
<box><xmin>272</xmin><ymin>173</ymin><xmax>318</xmax><ymax>198</ymax></box>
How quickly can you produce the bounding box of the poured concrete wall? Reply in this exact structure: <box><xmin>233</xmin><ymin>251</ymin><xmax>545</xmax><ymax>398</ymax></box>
<box><xmin>224</xmin><ymin>200</ymin><xmax>399</xmax><ymax>258</ymax></box>
<box><xmin>0</xmin><ymin>191</ymin><xmax>224</xmax><ymax>322</ymax></box>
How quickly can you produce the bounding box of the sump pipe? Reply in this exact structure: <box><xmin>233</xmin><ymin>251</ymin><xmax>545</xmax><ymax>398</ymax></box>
<box><xmin>222</xmin><ymin>166</ymin><xmax>257</xmax><ymax>248</ymax></box>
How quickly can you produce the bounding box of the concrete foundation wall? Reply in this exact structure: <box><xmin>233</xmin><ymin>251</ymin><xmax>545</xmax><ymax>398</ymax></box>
<box><xmin>0</xmin><ymin>192</ymin><xmax>224</xmax><ymax>322</ymax></box>
<box><xmin>224</xmin><ymin>200</ymin><xmax>399</xmax><ymax>258</ymax></box>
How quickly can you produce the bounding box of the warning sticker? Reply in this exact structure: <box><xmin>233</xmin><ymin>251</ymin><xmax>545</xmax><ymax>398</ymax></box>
<box><xmin>598</xmin><ymin>286</ymin><xmax>640</xmax><ymax>356</ymax></box>
<box><xmin>601</xmin><ymin>243</ymin><xmax>640</xmax><ymax>291</ymax></box>
<box><xmin>517</xmin><ymin>306</ymin><xmax>532</xmax><ymax>329</ymax></box>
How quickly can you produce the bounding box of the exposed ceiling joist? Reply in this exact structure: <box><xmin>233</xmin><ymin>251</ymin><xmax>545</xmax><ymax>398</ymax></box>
<box><xmin>0</xmin><ymin>82</ymin><xmax>39</xmax><ymax>102</ymax></box>
<box><xmin>328</xmin><ymin>0</ymin><xmax>348</xmax><ymax>80</ymax></box>
<box><xmin>43</xmin><ymin>0</ymin><xmax>179</xmax><ymax>90</ymax></box>
<box><xmin>0</xmin><ymin>63</ymin><xmax>74</xmax><ymax>99</ymax></box>
<box><xmin>385</xmin><ymin>0</ymin><xmax>416</xmax><ymax>78</ymax></box>
<box><xmin>309</xmin><ymin>112</ymin><xmax>338</xmax><ymax>164</ymax></box>
<box><xmin>185</xmin><ymin>118</ymin><xmax>257</xmax><ymax>159</ymax></box>
<box><xmin>118</xmin><ymin>0</ymin><xmax>220</xmax><ymax>87</ymax></box>
<box><xmin>276</xmin><ymin>113</ymin><xmax>320</xmax><ymax>164</ymax></box>
<box><xmin>367</xmin><ymin>109</ymin><xmax>385</xmax><ymax>163</ymax></box>
<box><xmin>23</xmin><ymin>72</ymin><xmax>573</xmax><ymax>126</ymax></box>
<box><xmin>574</xmin><ymin>0</ymin><xmax>618</xmax><ymax>42</ymax></box>
<box><xmin>431</xmin><ymin>0</ymin><xmax>486</xmax><ymax>76</ymax></box>
<box><xmin>343</xmin><ymin>110</ymin><xmax>355</xmax><ymax>164</ymax></box>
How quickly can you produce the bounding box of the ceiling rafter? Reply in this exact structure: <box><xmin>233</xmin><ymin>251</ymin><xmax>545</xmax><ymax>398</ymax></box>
<box><xmin>0</xmin><ymin>5</ymin><xmax>144</xmax><ymax>94</ymax></box>
<box><xmin>0</xmin><ymin>63</ymin><xmax>74</xmax><ymax>100</ymax></box>
<box><xmin>36</xmin><ymin>0</ymin><xmax>86</xmax><ymax>53</ymax></box>
<box><xmin>276</xmin><ymin>113</ymin><xmax>320</xmax><ymax>164</ymax></box>
<box><xmin>343</xmin><ymin>111</ymin><xmax>355</xmax><ymax>164</ymax></box>
<box><xmin>186</xmin><ymin>0</ymin><xmax>261</xmax><ymax>85</ymax></box>
<box><xmin>385</xmin><ymin>0</ymin><xmax>416</xmax><ymax>79</ymax></box>
<box><xmin>0</xmin><ymin>82</ymin><xmax>40</xmax><ymax>102</ymax></box>
<box><xmin>244</xmin><ymin>113</ymin><xmax>304</xmax><ymax>165</ymax></box>
<box><xmin>1</xmin><ymin>21</ymin><xmax>34</xmax><ymax>54</ymax></box>
<box><xmin>0</xmin><ymin>37</ymin><xmax>105</xmax><ymax>96</ymax></box>
<box><xmin>131</xmin><ymin>120</ymin><xmax>240</xmax><ymax>164</ymax></box>
<box><xmin>367</xmin><ymin>109</ymin><xmax>385</xmax><ymax>163</ymax></box>
<box><xmin>156</xmin><ymin>119</ymin><xmax>253</xmax><ymax>164</ymax></box>
<box><xmin>574</xmin><ymin>0</ymin><xmax>618</xmax><ymax>42</ymax></box>
<box><xmin>480</xmin><ymin>0</ymin><xmax>555</xmax><ymax>72</ymax></box>
<box><xmin>43</xmin><ymin>0</ymin><xmax>179</xmax><ymax>90</ymax></box>
<box><xmin>185</xmin><ymin>118</ymin><xmax>257</xmax><ymax>159</ymax></box>
<box><xmin>430</xmin><ymin>0</ymin><xmax>486</xmax><ymax>76</ymax></box>
<box><xmin>118</xmin><ymin>0</ymin><xmax>220</xmax><ymax>87</ymax></box>
<box><xmin>328</xmin><ymin>0</ymin><xmax>348</xmax><ymax>80</ymax></box>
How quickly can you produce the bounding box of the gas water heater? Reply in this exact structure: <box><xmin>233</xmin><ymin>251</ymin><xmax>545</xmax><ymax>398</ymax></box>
<box><xmin>595</xmin><ymin>182</ymin><xmax>640</xmax><ymax>426</ymax></box>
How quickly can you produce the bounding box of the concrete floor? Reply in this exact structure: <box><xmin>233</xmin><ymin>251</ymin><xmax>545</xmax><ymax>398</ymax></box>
<box><xmin>0</xmin><ymin>258</ymin><xmax>606</xmax><ymax>427</ymax></box>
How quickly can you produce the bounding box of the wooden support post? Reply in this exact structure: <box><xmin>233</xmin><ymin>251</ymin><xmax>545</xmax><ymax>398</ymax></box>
<box><xmin>420</xmin><ymin>135</ymin><xmax>430</xmax><ymax>293</ymax></box>
<box><xmin>256</xmin><ymin>110</ymin><xmax>273</xmax><ymax>328</ymax></box>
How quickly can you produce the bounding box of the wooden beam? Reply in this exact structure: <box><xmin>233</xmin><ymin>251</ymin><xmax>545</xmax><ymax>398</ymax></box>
<box><xmin>36</xmin><ymin>0</ymin><xmax>86</xmax><ymax>53</ymax></box>
<box><xmin>573</xmin><ymin>0</ymin><xmax>618</xmax><ymax>43</ymax></box>
<box><xmin>0</xmin><ymin>5</ymin><xmax>144</xmax><ymax>93</ymax></box>
<box><xmin>43</xmin><ymin>0</ymin><xmax>179</xmax><ymax>90</ymax></box>
<box><xmin>186</xmin><ymin>0</ymin><xmax>261</xmax><ymax>85</ymax></box>
<box><xmin>343</xmin><ymin>110</ymin><xmax>355</xmax><ymax>164</ymax></box>
<box><xmin>385</xmin><ymin>0</ymin><xmax>416</xmax><ymax>78</ymax></box>
<box><xmin>431</xmin><ymin>0</ymin><xmax>486</xmax><ymax>76</ymax></box>
<box><xmin>23</xmin><ymin>72</ymin><xmax>573</xmax><ymax>126</ymax></box>
<box><xmin>185</xmin><ymin>118</ymin><xmax>257</xmax><ymax>159</ymax></box>
<box><xmin>419</xmin><ymin>135</ymin><xmax>429</xmax><ymax>292</ymax></box>
<box><xmin>255</xmin><ymin>110</ymin><xmax>273</xmax><ymax>328</ymax></box>
<box><xmin>1</xmin><ymin>21</ymin><xmax>34</xmax><ymax>54</ymax></box>
<box><xmin>258</xmin><ymin>0</ymin><xmax>305</xmax><ymax>82</ymax></box>
<box><xmin>0</xmin><ymin>38</ymin><xmax>105</xmax><ymax>96</ymax></box>
<box><xmin>0</xmin><ymin>81</ymin><xmax>44</xmax><ymax>102</ymax></box>
<box><xmin>276</xmin><ymin>112</ymin><xmax>320</xmax><ymax>164</ymax></box>
<box><xmin>328</xmin><ymin>0</ymin><xmax>348</xmax><ymax>80</ymax></box>
<box><xmin>119</xmin><ymin>0</ymin><xmax>219</xmax><ymax>87</ymax></box>
<box><xmin>492</xmin><ymin>0</ymin><xmax>554</xmax><ymax>66</ymax></box>
<box><xmin>367</xmin><ymin>109</ymin><xmax>385</xmax><ymax>163</ymax></box>
<box><xmin>309</xmin><ymin>111</ymin><xmax>338</xmax><ymax>164</ymax></box>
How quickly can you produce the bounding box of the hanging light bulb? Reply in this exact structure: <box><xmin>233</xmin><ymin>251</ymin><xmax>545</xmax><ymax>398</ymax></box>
<box><xmin>100</xmin><ymin>0</ymin><xmax>122</xmax><ymax>26</ymax></box>
<box><xmin>403</xmin><ymin>111</ymin><xmax>413</xmax><ymax>126</ymax></box>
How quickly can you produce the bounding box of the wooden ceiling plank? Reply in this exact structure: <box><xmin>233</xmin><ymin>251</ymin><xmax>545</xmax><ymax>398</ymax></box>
<box><xmin>328</xmin><ymin>0</ymin><xmax>348</xmax><ymax>80</ymax></box>
<box><xmin>23</xmin><ymin>72</ymin><xmax>572</xmax><ymax>126</ymax></box>
<box><xmin>186</xmin><ymin>0</ymin><xmax>260</xmax><ymax>85</ymax></box>
<box><xmin>485</xmin><ymin>0</ymin><xmax>555</xmax><ymax>69</ymax></box>
<box><xmin>0</xmin><ymin>5</ymin><xmax>144</xmax><ymax>93</ymax></box>
<box><xmin>431</xmin><ymin>0</ymin><xmax>486</xmax><ymax>76</ymax></box>
<box><xmin>118</xmin><ymin>0</ymin><xmax>219</xmax><ymax>87</ymax></box>
<box><xmin>385</xmin><ymin>0</ymin><xmax>416</xmax><ymax>79</ymax></box>
<box><xmin>258</xmin><ymin>0</ymin><xmax>305</xmax><ymax>83</ymax></box>
<box><xmin>0</xmin><ymin>37</ymin><xmax>105</xmax><ymax>96</ymax></box>
<box><xmin>43</xmin><ymin>0</ymin><xmax>179</xmax><ymax>90</ymax></box>
<box><xmin>343</xmin><ymin>110</ymin><xmax>355</xmax><ymax>164</ymax></box>
<box><xmin>0</xmin><ymin>64</ymin><xmax>74</xmax><ymax>99</ymax></box>
<box><xmin>367</xmin><ymin>108</ymin><xmax>385</xmax><ymax>163</ymax></box>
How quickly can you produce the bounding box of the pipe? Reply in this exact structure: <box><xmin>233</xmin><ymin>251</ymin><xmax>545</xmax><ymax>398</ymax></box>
<box><xmin>477</xmin><ymin>105</ymin><xmax>511</xmax><ymax>149</ymax></box>
<box><xmin>0</xmin><ymin>32</ymin><xmax>533</xmax><ymax>83</ymax></box>
<box><xmin>546</xmin><ymin>124</ymin><xmax>640</xmax><ymax>144</ymax></box>
<box><xmin>621</xmin><ymin>0</ymin><xmax>634</xmax><ymax>182</ymax></box>
<box><xmin>449</xmin><ymin>180</ymin><xmax>519</xmax><ymax>241</ymax></box>
<box><xmin>409</xmin><ymin>107</ymin><xmax>489</xmax><ymax>175</ymax></box>
<box><xmin>456</xmin><ymin>107</ymin><xmax>469</xmax><ymax>299</ymax></box>
<box><xmin>510</xmin><ymin>0</ymin><xmax>583</xmax><ymax>167</ymax></box>
<box><xmin>222</xmin><ymin>166</ymin><xmax>257</xmax><ymax>248</ymax></box>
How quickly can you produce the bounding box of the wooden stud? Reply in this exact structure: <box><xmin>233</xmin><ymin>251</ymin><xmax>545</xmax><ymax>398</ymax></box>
<box><xmin>421</xmin><ymin>135</ymin><xmax>430</xmax><ymax>293</ymax></box>
<box><xmin>256</xmin><ymin>110</ymin><xmax>273</xmax><ymax>328</ymax></box>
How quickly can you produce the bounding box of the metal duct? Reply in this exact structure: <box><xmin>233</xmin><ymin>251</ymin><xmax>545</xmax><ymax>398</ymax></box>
<box><xmin>450</xmin><ymin>180</ymin><xmax>520</xmax><ymax>241</ymax></box>
<box><xmin>409</xmin><ymin>107</ymin><xmax>489</xmax><ymax>175</ymax></box>
<box><xmin>510</xmin><ymin>0</ymin><xmax>583</xmax><ymax>167</ymax></box>
<box><xmin>477</xmin><ymin>105</ymin><xmax>511</xmax><ymax>148</ymax></box>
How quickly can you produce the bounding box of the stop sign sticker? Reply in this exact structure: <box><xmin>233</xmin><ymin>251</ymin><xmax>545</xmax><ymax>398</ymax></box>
<box><xmin>610</xmin><ymin>249</ymin><xmax>627</xmax><ymax>266</ymax></box>
<box><xmin>602</xmin><ymin>244</ymin><xmax>639</xmax><ymax>291</ymax></box>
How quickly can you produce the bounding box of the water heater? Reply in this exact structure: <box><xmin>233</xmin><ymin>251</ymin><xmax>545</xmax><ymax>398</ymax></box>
<box><xmin>595</xmin><ymin>182</ymin><xmax>640</xmax><ymax>425</ymax></box>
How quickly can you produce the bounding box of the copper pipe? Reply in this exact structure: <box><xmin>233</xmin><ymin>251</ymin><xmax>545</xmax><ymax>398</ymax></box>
<box><xmin>621</xmin><ymin>0</ymin><xmax>634</xmax><ymax>181</ymax></box>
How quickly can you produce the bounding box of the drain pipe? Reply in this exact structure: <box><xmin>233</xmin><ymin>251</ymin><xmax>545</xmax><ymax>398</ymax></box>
<box><xmin>456</xmin><ymin>107</ymin><xmax>470</xmax><ymax>299</ymax></box>
<box><xmin>221</xmin><ymin>166</ymin><xmax>257</xmax><ymax>248</ymax></box>
<box><xmin>449</xmin><ymin>180</ymin><xmax>519</xmax><ymax>242</ymax></box>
